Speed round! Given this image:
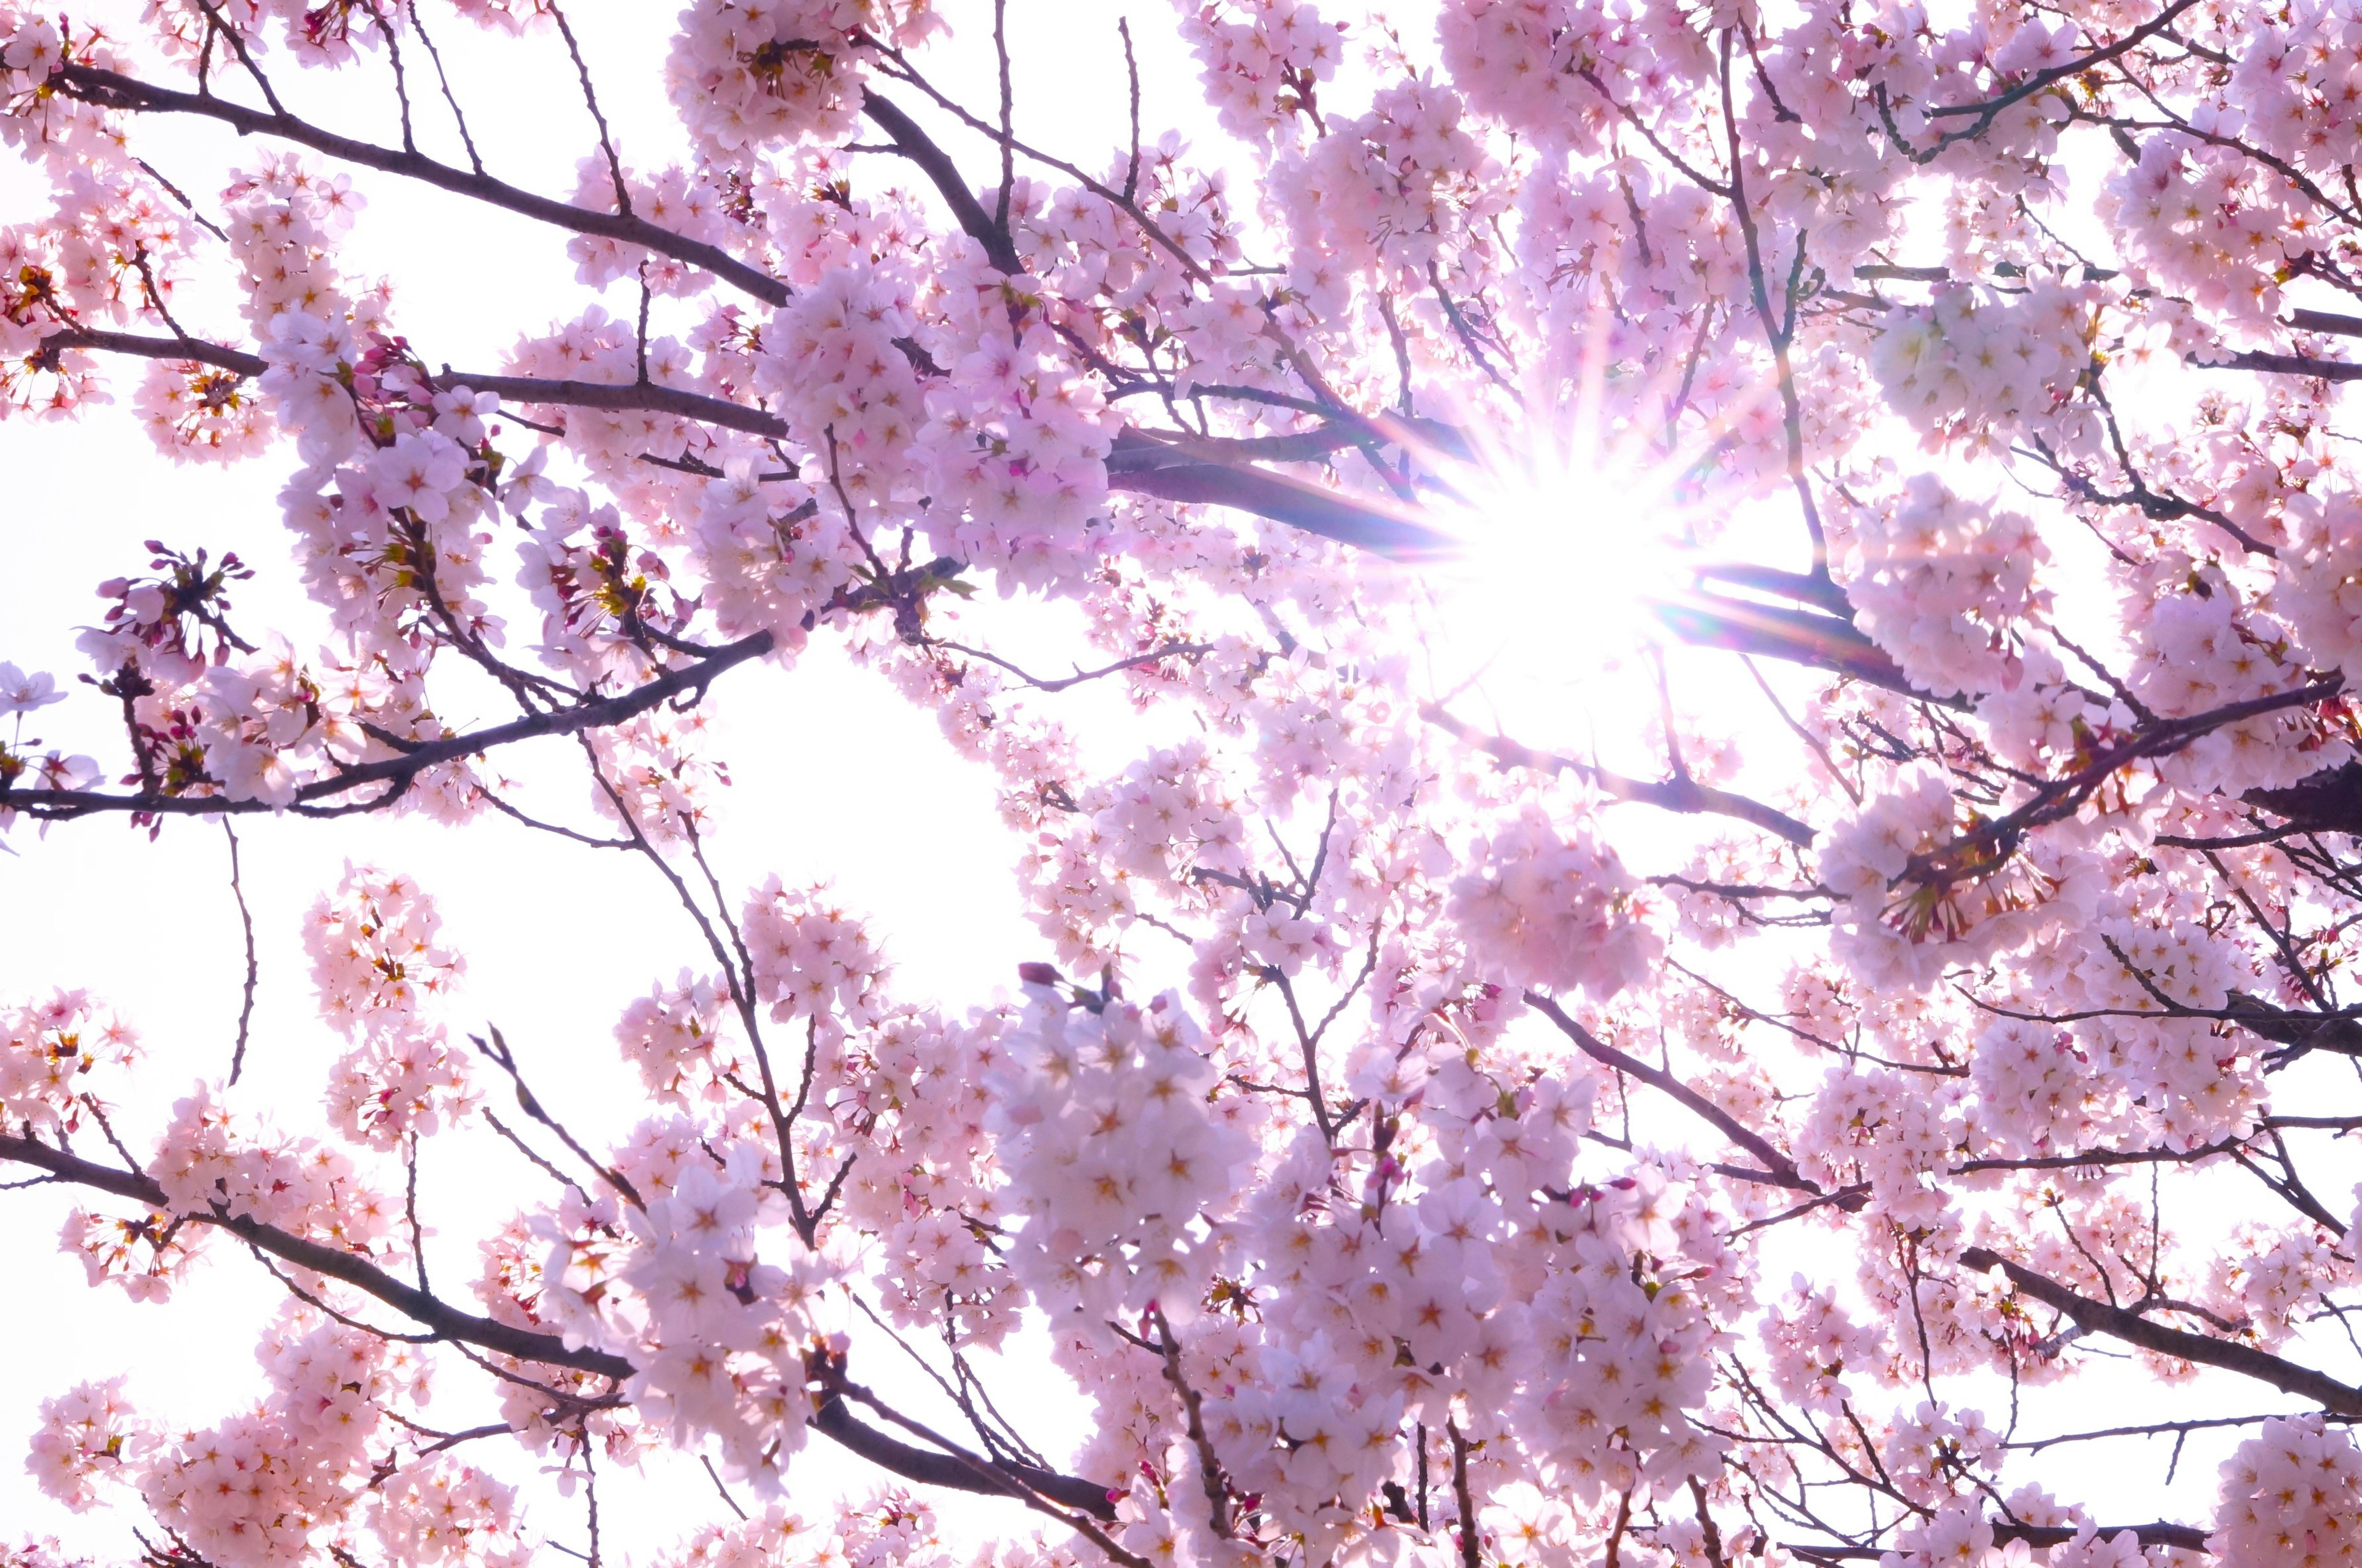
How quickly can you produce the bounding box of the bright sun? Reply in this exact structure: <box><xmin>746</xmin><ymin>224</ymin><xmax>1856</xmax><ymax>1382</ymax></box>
<box><xmin>1422</xmin><ymin>424</ymin><xmax>1701</xmax><ymax>750</ymax></box>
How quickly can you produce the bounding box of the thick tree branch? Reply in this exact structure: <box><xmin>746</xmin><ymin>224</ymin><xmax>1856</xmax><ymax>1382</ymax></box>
<box><xmin>438</xmin><ymin>370</ymin><xmax>793</xmax><ymax>440</ymax></box>
<box><xmin>2193</xmin><ymin>348</ymin><xmax>2362</xmax><ymax>382</ymax></box>
<box><xmin>1962</xmin><ymin>1246</ymin><xmax>2362</xmax><ymax>1413</ymax></box>
<box><xmin>49</xmin><ymin>63</ymin><xmax>792</xmax><ymax>308</ymax></box>
<box><xmin>811</xmin><ymin>1394</ymin><xmax>1115</xmax><ymax>1520</ymax></box>
<box><xmin>1110</xmin><ymin>460</ymin><xmax>1453</xmax><ymax>557</ymax></box>
<box><xmin>0</xmin><ymin>1131</ymin><xmax>632</xmax><ymax>1378</ymax></box>
<box><xmin>37</xmin><ymin>326</ymin><xmax>268</xmax><ymax>377</ymax></box>
<box><xmin>2248</xmin><ymin>758</ymin><xmax>2362</xmax><ymax>835</ymax></box>
<box><xmin>861</xmin><ymin>92</ymin><xmax>1021</xmax><ymax>276</ymax></box>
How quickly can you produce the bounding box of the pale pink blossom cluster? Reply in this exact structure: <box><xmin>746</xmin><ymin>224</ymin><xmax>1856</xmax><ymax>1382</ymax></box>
<box><xmin>1839</xmin><ymin>475</ymin><xmax>2050</xmax><ymax>698</ymax></box>
<box><xmin>304</xmin><ymin>864</ymin><xmax>477</xmax><ymax>1146</ymax></box>
<box><xmin>149</xmin><ymin>1084</ymin><xmax>397</xmax><ymax>1250</ymax></box>
<box><xmin>191</xmin><ymin>637</ymin><xmax>371</xmax><ymax>806</ymax></box>
<box><xmin>2273</xmin><ymin>460</ymin><xmax>2362</xmax><ymax>681</ymax></box>
<box><xmin>1821</xmin><ymin>765</ymin><xmax>2090</xmax><ymax>989</ymax></box>
<box><xmin>1436</xmin><ymin>0</ymin><xmax>1631</xmax><ymax>154</ymax></box>
<box><xmin>835</xmin><ymin>1006</ymin><xmax>1020</xmax><ymax>1349</ymax></box>
<box><xmin>618</xmin><ymin>971</ymin><xmax>749</xmax><ymax>1105</ymax></box>
<box><xmin>755</xmin><ymin>265</ymin><xmax>929</xmax><ymax>515</ymax></box>
<box><xmin>0</xmin><ymin>989</ymin><xmax>137</xmax><ymax>1134</ymax></box>
<box><xmin>1447</xmin><ymin>805</ymin><xmax>1664</xmax><ymax>1001</ymax></box>
<box><xmin>2214</xmin><ymin>1415</ymin><xmax>2362</xmax><ymax>1568</ymax></box>
<box><xmin>1796</xmin><ymin>1064</ymin><xmax>1959</xmax><ymax>1231</ymax></box>
<box><xmin>664</xmin><ymin>0</ymin><xmax>940</xmax><ymax>156</ymax></box>
<box><xmin>1760</xmin><ymin>1279</ymin><xmax>1883</xmax><ymax>1417</ymax></box>
<box><xmin>139</xmin><ymin>1315</ymin><xmax>427</xmax><ymax>1566</ymax></box>
<box><xmin>568</xmin><ymin>154</ymin><xmax>741</xmax><ymax>296</ymax></box>
<box><xmin>1867</xmin><ymin>282</ymin><xmax>2094</xmax><ymax>452</ymax></box>
<box><xmin>1270</xmin><ymin>78</ymin><xmax>1501</xmax><ymax>281</ymax></box>
<box><xmin>2205</xmin><ymin>1224</ymin><xmax>2352</xmax><ymax>1351</ymax></box>
<box><xmin>2125</xmin><ymin>581</ymin><xmax>2333</xmax><ymax>795</ymax></box>
<box><xmin>1968</xmin><ymin>1017</ymin><xmax>2106</xmax><ymax>1158</ymax></box>
<box><xmin>26</xmin><ymin>1377</ymin><xmax>145</xmax><ymax>1511</ymax></box>
<box><xmin>584</xmin><ymin>705</ymin><xmax>731</xmax><ymax>843</ymax></box>
<box><xmin>367</xmin><ymin>1460</ymin><xmax>530</xmax><ymax>1568</ymax></box>
<box><xmin>985</xmin><ymin>988</ymin><xmax>1257</xmax><ymax>1323</ymax></box>
<box><xmin>304</xmin><ymin>864</ymin><xmax>465</xmax><ymax>1037</ymax></box>
<box><xmin>743</xmin><ymin>878</ymin><xmax>888</xmax><ymax>1029</ymax></box>
<box><xmin>660</xmin><ymin>1495</ymin><xmax>959</xmax><ymax>1568</ymax></box>
<box><xmin>690</xmin><ymin>456</ymin><xmax>858</xmax><ymax>651</ymax></box>
<box><xmin>917</xmin><ymin>270</ymin><xmax>1118</xmax><ymax>584</ymax></box>
<box><xmin>543</xmin><ymin>1156</ymin><xmax>843</xmax><ymax>1492</ymax></box>
<box><xmin>2102</xmin><ymin>135</ymin><xmax>2321</xmax><ymax>330</ymax></box>
<box><xmin>130</xmin><ymin>357</ymin><xmax>273</xmax><ymax>463</ymax></box>
<box><xmin>1177</xmin><ymin>0</ymin><xmax>1346</xmax><ymax>143</ymax></box>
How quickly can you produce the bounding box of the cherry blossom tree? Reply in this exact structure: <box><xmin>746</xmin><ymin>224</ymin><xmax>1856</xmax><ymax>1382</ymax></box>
<box><xmin>10</xmin><ymin>1</ymin><xmax>2362</xmax><ymax>1566</ymax></box>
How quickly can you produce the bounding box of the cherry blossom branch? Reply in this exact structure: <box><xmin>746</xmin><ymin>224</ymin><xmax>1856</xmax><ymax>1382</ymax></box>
<box><xmin>55</xmin><ymin>306</ymin><xmax>1450</xmax><ymax>573</ymax></box>
<box><xmin>1961</xmin><ymin>1246</ymin><xmax>2362</xmax><ymax>1413</ymax></box>
<box><xmin>861</xmin><ymin>92</ymin><xmax>1020</xmax><ymax>275</ymax></box>
<box><xmin>1907</xmin><ymin>0</ymin><xmax>2202</xmax><ymax>152</ymax></box>
<box><xmin>0</xmin><ymin>1131</ymin><xmax>634</xmax><ymax>1378</ymax></box>
<box><xmin>1717</xmin><ymin>31</ymin><xmax>1828</xmax><ymax>582</ymax></box>
<box><xmin>2200</xmin><ymin>348</ymin><xmax>2362</xmax><ymax>383</ymax></box>
<box><xmin>2004</xmin><ymin>1411</ymin><xmax>2360</xmax><ymax>1451</ymax></box>
<box><xmin>221</xmin><ymin>822</ymin><xmax>258</xmax><ymax>1084</ymax></box>
<box><xmin>1524</xmin><ymin>992</ymin><xmax>1817</xmax><ymax>1194</ymax></box>
<box><xmin>1149</xmin><ymin>1304</ymin><xmax>1235</xmax><ymax>1539</ymax></box>
<box><xmin>1107</xmin><ymin>459</ymin><xmax>1455</xmax><ymax>557</ymax></box>
<box><xmin>811</xmin><ymin>1379</ymin><xmax>1121</xmax><ymax>1524</ymax></box>
<box><xmin>471</xmin><ymin>1024</ymin><xmax>645</xmax><ymax>1210</ymax></box>
<box><xmin>1782</xmin><ymin>1519</ymin><xmax>2210</xmax><ymax>1562</ymax></box>
<box><xmin>0</xmin><ymin>1129</ymin><xmax>1129</xmax><ymax>1513</ymax></box>
<box><xmin>1903</xmin><ymin>678</ymin><xmax>2347</xmax><ymax>883</ymax></box>
<box><xmin>3</xmin><ymin>631</ymin><xmax>774</xmax><ymax>821</ymax></box>
<box><xmin>434</xmin><ymin>369</ymin><xmax>792</xmax><ymax>439</ymax></box>
<box><xmin>927</xmin><ymin>639</ymin><xmax>1215</xmax><ymax>693</ymax></box>
<box><xmin>435</xmin><ymin>368</ymin><xmax>1461</xmax><ymax>557</ymax></box>
<box><xmin>1651</xmin><ymin>589</ymin><xmax>1931</xmax><ymax>701</ymax></box>
<box><xmin>1422</xmin><ymin>702</ymin><xmax>1817</xmax><ymax>848</ymax></box>
<box><xmin>1447</xmin><ymin>1421</ymin><xmax>1482</xmax><ymax>1568</ymax></box>
<box><xmin>38</xmin><ymin>325</ymin><xmax>266</xmax><ymax>378</ymax></box>
<box><xmin>47</xmin><ymin>62</ymin><xmax>793</xmax><ymax>307</ymax></box>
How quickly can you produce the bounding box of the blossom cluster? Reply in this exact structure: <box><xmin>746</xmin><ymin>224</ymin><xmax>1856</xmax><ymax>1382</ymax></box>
<box><xmin>304</xmin><ymin>864</ymin><xmax>477</xmax><ymax>1147</ymax></box>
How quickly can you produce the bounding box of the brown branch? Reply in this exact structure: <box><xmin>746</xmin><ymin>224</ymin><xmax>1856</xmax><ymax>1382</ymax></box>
<box><xmin>222</xmin><ymin>822</ymin><xmax>258</xmax><ymax>1084</ymax></box>
<box><xmin>5</xmin><ymin>632</ymin><xmax>774</xmax><ymax>821</ymax></box>
<box><xmin>1424</xmin><ymin>702</ymin><xmax>1817</xmax><ymax>847</ymax></box>
<box><xmin>38</xmin><ymin>325</ymin><xmax>267</xmax><ymax>378</ymax></box>
<box><xmin>1784</xmin><ymin>1521</ymin><xmax>2209</xmax><ymax>1561</ymax></box>
<box><xmin>2193</xmin><ymin>349</ymin><xmax>2362</xmax><ymax>383</ymax></box>
<box><xmin>1524</xmin><ymin>991</ymin><xmax>1818</xmax><ymax>1193</ymax></box>
<box><xmin>810</xmin><ymin>1393</ymin><xmax>1117</xmax><ymax>1521</ymax></box>
<box><xmin>434</xmin><ymin>370</ymin><xmax>790</xmax><ymax>440</ymax></box>
<box><xmin>1962</xmin><ymin>1246</ymin><xmax>2362</xmax><ymax>1413</ymax></box>
<box><xmin>0</xmin><ymin>1130</ymin><xmax>1123</xmax><ymax>1511</ymax></box>
<box><xmin>0</xmin><ymin>1131</ymin><xmax>633</xmax><ymax>1377</ymax></box>
<box><xmin>861</xmin><ymin>91</ymin><xmax>1020</xmax><ymax>275</ymax></box>
<box><xmin>1150</xmin><ymin>1306</ymin><xmax>1234</xmax><ymax>1538</ymax></box>
<box><xmin>50</xmin><ymin>62</ymin><xmax>791</xmax><ymax>307</ymax></box>
<box><xmin>1905</xmin><ymin>678</ymin><xmax>2344</xmax><ymax>880</ymax></box>
<box><xmin>1110</xmin><ymin>460</ymin><xmax>1453</xmax><ymax>558</ymax></box>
